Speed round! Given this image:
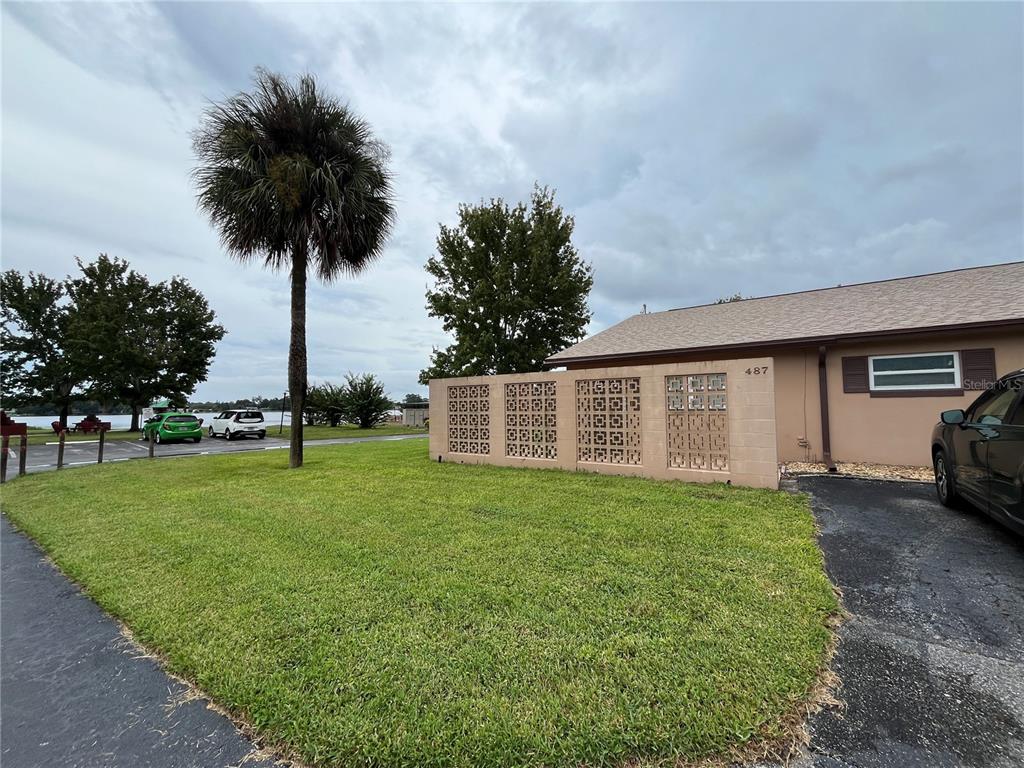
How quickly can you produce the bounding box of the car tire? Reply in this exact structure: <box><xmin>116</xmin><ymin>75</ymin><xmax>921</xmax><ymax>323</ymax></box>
<box><xmin>194</xmin><ymin>437</ymin><xmax>201</xmax><ymax>444</ymax></box>
<box><xmin>155</xmin><ymin>432</ymin><xmax>163</xmax><ymax>445</ymax></box>
<box><xmin>258</xmin><ymin>431</ymin><xmax>265</xmax><ymax>440</ymax></box>
<box><xmin>209</xmin><ymin>427</ymin><xmax>215</xmax><ymax>437</ymax></box>
<box><xmin>934</xmin><ymin>450</ymin><xmax>958</xmax><ymax>508</ymax></box>
<box><xmin>225</xmin><ymin>429</ymin><xmax>233</xmax><ymax>441</ymax></box>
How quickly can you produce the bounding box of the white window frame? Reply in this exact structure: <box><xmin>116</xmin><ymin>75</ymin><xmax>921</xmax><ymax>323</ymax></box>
<box><xmin>868</xmin><ymin>351</ymin><xmax>961</xmax><ymax>392</ymax></box>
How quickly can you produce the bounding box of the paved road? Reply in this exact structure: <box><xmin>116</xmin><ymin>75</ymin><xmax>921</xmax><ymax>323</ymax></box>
<box><xmin>792</xmin><ymin>476</ymin><xmax>1024</xmax><ymax>768</ymax></box>
<box><xmin>9</xmin><ymin>432</ymin><xmax>426</xmax><ymax>474</ymax></box>
<box><xmin>0</xmin><ymin>516</ymin><xmax>276</xmax><ymax>768</ymax></box>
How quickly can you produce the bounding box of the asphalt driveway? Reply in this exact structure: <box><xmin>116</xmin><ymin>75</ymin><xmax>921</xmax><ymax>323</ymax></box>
<box><xmin>794</xmin><ymin>476</ymin><xmax>1024</xmax><ymax>768</ymax></box>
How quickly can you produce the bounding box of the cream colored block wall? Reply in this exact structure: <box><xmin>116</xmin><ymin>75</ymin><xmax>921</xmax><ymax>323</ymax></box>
<box><xmin>428</xmin><ymin>358</ymin><xmax>779</xmax><ymax>489</ymax></box>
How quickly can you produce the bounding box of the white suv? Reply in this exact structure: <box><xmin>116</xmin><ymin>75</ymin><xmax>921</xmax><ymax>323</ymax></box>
<box><xmin>209</xmin><ymin>410</ymin><xmax>267</xmax><ymax>440</ymax></box>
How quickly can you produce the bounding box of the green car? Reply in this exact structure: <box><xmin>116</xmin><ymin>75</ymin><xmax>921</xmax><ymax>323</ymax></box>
<box><xmin>141</xmin><ymin>412</ymin><xmax>203</xmax><ymax>444</ymax></box>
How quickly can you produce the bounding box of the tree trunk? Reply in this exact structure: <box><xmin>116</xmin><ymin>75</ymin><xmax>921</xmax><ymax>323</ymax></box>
<box><xmin>288</xmin><ymin>247</ymin><xmax>308</xmax><ymax>468</ymax></box>
<box><xmin>59</xmin><ymin>403</ymin><xmax>69</xmax><ymax>430</ymax></box>
<box><xmin>130</xmin><ymin>405</ymin><xmax>140</xmax><ymax>432</ymax></box>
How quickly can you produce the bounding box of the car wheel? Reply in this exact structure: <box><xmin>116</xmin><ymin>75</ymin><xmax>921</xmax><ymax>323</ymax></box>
<box><xmin>209</xmin><ymin>427</ymin><xmax>215</xmax><ymax>437</ymax></box>
<box><xmin>155</xmin><ymin>432</ymin><xmax>163</xmax><ymax>445</ymax></box>
<box><xmin>258</xmin><ymin>431</ymin><xmax>265</xmax><ymax>440</ymax></box>
<box><xmin>225</xmin><ymin>429</ymin><xmax>233</xmax><ymax>441</ymax></box>
<box><xmin>194</xmin><ymin>437</ymin><xmax>201</xmax><ymax>443</ymax></box>
<box><xmin>934</xmin><ymin>450</ymin><xmax>958</xmax><ymax>508</ymax></box>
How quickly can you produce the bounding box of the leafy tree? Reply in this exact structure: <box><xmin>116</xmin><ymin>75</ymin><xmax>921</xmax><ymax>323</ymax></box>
<box><xmin>66</xmin><ymin>255</ymin><xmax>225</xmax><ymax>430</ymax></box>
<box><xmin>715</xmin><ymin>293</ymin><xmax>745</xmax><ymax>304</ymax></box>
<box><xmin>402</xmin><ymin>393</ymin><xmax>427</xmax><ymax>405</ymax></box>
<box><xmin>0</xmin><ymin>271</ymin><xmax>86</xmax><ymax>427</ymax></box>
<box><xmin>193</xmin><ymin>69</ymin><xmax>395</xmax><ymax>468</ymax></box>
<box><xmin>340</xmin><ymin>372</ymin><xmax>391</xmax><ymax>429</ymax></box>
<box><xmin>420</xmin><ymin>185</ymin><xmax>592</xmax><ymax>383</ymax></box>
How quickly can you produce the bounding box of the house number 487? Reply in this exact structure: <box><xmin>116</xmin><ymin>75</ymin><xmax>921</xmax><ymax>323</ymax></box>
<box><xmin>745</xmin><ymin>366</ymin><xmax>769</xmax><ymax>375</ymax></box>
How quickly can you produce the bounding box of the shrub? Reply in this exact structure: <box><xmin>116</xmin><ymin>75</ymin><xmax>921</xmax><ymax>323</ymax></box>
<box><xmin>341</xmin><ymin>373</ymin><xmax>391</xmax><ymax>429</ymax></box>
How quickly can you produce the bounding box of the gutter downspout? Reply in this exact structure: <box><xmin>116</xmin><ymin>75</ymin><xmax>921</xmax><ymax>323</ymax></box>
<box><xmin>818</xmin><ymin>345</ymin><xmax>837</xmax><ymax>472</ymax></box>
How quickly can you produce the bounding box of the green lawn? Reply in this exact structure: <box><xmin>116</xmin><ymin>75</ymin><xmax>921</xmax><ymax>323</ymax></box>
<box><xmin>274</xmin><ymin>423</ymin><xmax>427</xmax><ymax>441</ymax></box>
<box><xmin>1</xmin><ymin>440</ymin><xmax>836</xmax><ymax>768</ymax></box>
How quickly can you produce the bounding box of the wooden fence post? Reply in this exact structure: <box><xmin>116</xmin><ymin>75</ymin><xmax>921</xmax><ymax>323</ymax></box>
<box><xmin>19</xmin><ymin>435</ymin><xmax>27</xmax><ymax>476</ymax></box>
<box><xmin>1</xmin><ymin>436</ymin><xmax>9</xmax><ymax>484</ymax></box>
<box><xmin>148</xmin><ymin>430</ymin><xmax>155</xmax><ymax>458</ymax></box>
<box><xmin>97</xmin><ymin>429</ymin><xmax>106</xmax><ymax>464</ymax></box>
<box><xmin>57</xmin><ymin>430</ymin><xmax>66</xmax><ymax>470</ymax></box>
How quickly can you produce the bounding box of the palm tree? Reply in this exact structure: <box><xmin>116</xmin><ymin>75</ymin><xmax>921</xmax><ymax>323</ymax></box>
<box><xmin>192</xmin><ymin>70</ymin><xmax>395</xmax><ymax>468</ymax></box>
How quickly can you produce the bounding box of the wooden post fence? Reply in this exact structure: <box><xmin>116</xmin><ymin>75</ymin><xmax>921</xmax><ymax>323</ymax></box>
<box><xmin>57</xmin><ymin>430</ymin><xmax>66</xmax><ymax>470</ymax></box>
<box><xmin>98</xmin><ymin>429</ymin><xmax>106</xmax><ymax>464</ymax></box>
<box><xmin>148</xmin><ymin>430</ymin><xmax>155</xmax><ymax>458</ymax></box>
<box><xmin>1</xmin><ymin>436</ymin><xmax>8</xmax><ymax>484</ymax></box>
<box><xmin>19</xmin><ymin>435</ymin><xmax>27</xmax><ymax>476</ymax></box>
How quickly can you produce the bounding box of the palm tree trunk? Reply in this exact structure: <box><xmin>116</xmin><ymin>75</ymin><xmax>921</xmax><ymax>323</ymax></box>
<box><xmin>288</xmin><ymin>246</ymin><xmax>308</xmax><ymax>468</ymax></box>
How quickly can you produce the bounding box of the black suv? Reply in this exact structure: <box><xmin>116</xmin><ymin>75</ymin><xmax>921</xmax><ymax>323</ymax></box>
<box><xmin>931</xmin><ymin>368</ymin><xmax>1024</xmax><ymax>535</ymax></box>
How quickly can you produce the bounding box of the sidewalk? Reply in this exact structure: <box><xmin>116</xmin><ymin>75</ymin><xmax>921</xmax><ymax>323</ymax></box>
<box><xmin>1</xmin><ymin>517</ymin><xmax>275</xmax><ymax>768</ymax></box>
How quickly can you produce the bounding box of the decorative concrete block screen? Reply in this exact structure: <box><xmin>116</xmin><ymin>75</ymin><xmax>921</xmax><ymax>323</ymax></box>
<box><xmin>576</xmin><ymin>377</ymin><xmax>642</xmax><ymax>465</ymax></box>
<box><xmin>446</xmin><ymin>383</ymin><xmax>490</xmax><ymax>455</ymax></box>
<box><xmin>429</xmin><ymin>358</ymin><xmax>778</xmax><ymax>489</ymax></box>
<box><xmin>667</xmin><ymin>373</ymin><xmax>729</xmax><ymax>472</ymax></box>
<box><xmin>505</xmin><ymin>381</ymin><xmax>557</xmax><ymax>460</ymax></box>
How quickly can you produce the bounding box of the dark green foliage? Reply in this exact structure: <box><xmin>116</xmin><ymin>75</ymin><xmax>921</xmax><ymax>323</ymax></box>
<box><xmin>340</xmin><ymin>372</ymin><xmax>391</xmax><ymax>428</ymax></box>
<box><xmin>192</xmin><ymin>69</ymin><xmax>396</xmax><ymax>468</ymax></box>
<box><xmin>0</xmin><ymin>271</ymin><xmax>86</xmax><ymax>427</ymax></box>
<box><xmin>1</xmin><ymin>257</ymin><xmax>223</xmax><ymax>430</ymax></box>
<box><xmin>402</xmin><ymin>393</ymin><xmax>427</xmax><ymax>405</ymax></box>
<box><xmin>420</xmin><ymin>186</ymin><xmax>593</xmax><ymax>383</ymax></box>
<box><xmin>65</xmin><ymin>255</ymin><xmax>224</xmax><ymax>430</ymax></box>
<box><xmin>305</xmin><ymin>382</ymin><xmax>347</xmax><ymax>426</ymax></box>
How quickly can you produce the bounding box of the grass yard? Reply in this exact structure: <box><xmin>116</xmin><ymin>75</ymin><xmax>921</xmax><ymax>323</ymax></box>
<box><xmin>274</xmin><ymin>423</ymin><xmax>427</xmax><ymax>441</ymax></box>
<box><xmin>1</xmin><ymin>440</ymin><xmax>836</xmax><ymax>768</ymax></box>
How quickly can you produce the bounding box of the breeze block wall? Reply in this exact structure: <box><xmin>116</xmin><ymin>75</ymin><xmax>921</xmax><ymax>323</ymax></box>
<box><xmin>428</xmin><ymin>358</ymin><xmax>778</xmax><ymax>489</ymax></box>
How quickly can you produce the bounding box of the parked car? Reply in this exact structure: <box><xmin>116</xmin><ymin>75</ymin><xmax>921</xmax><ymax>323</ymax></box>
<box><xmin>931</xmin><ymin>368</ymin><xmax>1024</xmax><ymax>535</ymax></box>
<box><xmin>209</xmin><ymin>410</ymin><xmax>267</xmax><ymax>440</ymax></box>
<box><xmin>141</xmin><ymin>412</ymin><xmax>203</xmax><ymax>444</ymax></box>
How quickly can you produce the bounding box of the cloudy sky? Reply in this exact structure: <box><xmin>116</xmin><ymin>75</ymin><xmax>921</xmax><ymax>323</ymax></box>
<box><xmin>3</xmin><ymin>2</ymin><xmax>1021</xmax><ymax>401</ymax></box>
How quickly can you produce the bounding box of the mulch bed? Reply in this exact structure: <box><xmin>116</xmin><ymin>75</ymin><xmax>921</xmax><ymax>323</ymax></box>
<box><xmin>782</xmin><ymin>461</ymin><xmax>933</xmax><ymax>483</ymax></box>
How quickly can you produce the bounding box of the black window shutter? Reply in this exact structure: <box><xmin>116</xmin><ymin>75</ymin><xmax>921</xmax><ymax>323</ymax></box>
<box><xmin>842</xmin><ymin>356</ymin><xmax>869</xmax><ymax>393</ymax></box>
<box><xmin>961</xmin><ymin>348</ymin><xmax>997</xmax><ymax>391</ymax></box>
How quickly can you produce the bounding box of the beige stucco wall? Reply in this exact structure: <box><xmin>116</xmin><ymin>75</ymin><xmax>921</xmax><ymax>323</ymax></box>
<box><xmin>564</xmin><ymin>326</ymin><xmax>1023</xmax><ymax>468</ymax></box>
<box><xmin>823</xmin><ymin>328</ymin><xmax>1024</xmax><ymax>466</ymax></box>
<box><xmin>429</xmin><ymin>358</ymin><xmax>779</xmax><ymax>489</ymax></box>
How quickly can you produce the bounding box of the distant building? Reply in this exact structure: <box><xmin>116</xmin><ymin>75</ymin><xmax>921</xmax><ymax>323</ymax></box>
<box><xmin>401</xmin><ymin>402</ymin><xmax>429</xmax><ymax>427</ymax></box>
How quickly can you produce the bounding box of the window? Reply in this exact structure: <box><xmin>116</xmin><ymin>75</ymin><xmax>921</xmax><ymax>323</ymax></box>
<box><xmin>967</xmin><ymin>381</ymin><xmax>1021</xmax><ymax>426</ymax></box>
<box><xmin>1008</xmin><ymin>378</ymin><xmax>1024</xmax><ymax>426</ymax></box>
<box><xmin>868</xmin><ymin>352</ymin><xmax>960</xmax><ymax>392</ymax></box>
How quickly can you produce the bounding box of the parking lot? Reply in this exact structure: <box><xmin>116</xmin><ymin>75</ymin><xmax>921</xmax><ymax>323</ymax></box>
<box><xmin>7</xmin><ymin>432</ymin><xmax>427</xmax><ymax>475</ymax></box>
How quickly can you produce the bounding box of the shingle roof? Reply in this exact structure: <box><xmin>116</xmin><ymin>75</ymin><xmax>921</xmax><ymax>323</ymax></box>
<box><xmin>547</xmin><ymin>262</ymin><xmax>1024</xmax><ymax>364</ymax></box>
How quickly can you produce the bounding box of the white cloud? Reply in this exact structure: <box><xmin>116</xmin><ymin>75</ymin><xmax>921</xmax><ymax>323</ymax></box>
<box><xmin>2</xmin><ymin>2</ymin><xmax>1020</xmax><ymax>400</ymax></box>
